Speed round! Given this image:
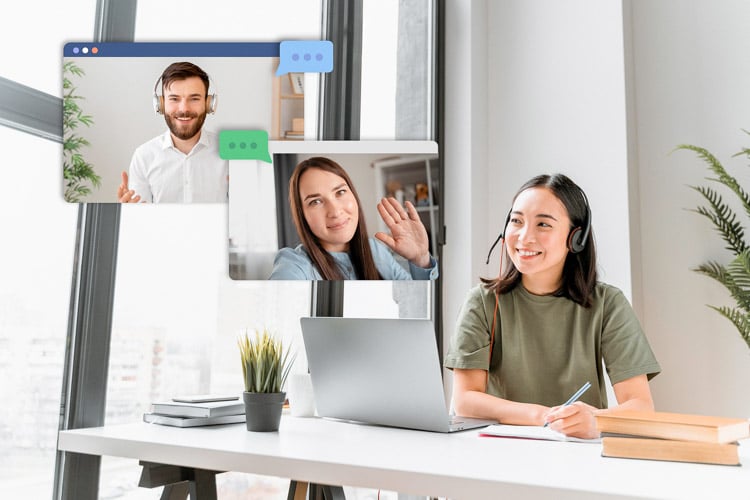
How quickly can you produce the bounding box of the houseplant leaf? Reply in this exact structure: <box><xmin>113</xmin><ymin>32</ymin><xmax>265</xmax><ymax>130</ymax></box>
<box><xmin>679</xmin><ymin>141</ymin><xmax>750</xmax><ymax>349</ymax></box>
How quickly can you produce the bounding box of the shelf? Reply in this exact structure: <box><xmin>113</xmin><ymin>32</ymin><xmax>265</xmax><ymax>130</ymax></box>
<box><xmin>415</xmin><ymin>205</ymin><xmax>438</xmax><ymax>213</ymax></box>
<box><xmin>272</xmin><ymin>72</ymin><xmax>304</xmax><ymax>140</ymax></box>
<box><xmin>373</xmin><ymin>156</ymin><xmax>440</xmax><ymax>262</ymax></box>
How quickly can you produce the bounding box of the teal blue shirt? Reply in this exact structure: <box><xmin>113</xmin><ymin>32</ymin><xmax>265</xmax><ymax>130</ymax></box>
<box><xmin>269</xmin><ymin>238</ymin><xmax>438</xmax><ymax>280</ymax></box>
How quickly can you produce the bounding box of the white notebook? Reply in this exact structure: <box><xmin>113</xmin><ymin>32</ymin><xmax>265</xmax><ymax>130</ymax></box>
<box><xmin>480</xmin><ymin>424</ymin><xmax>601</xmax><ymax>443</ymax></box>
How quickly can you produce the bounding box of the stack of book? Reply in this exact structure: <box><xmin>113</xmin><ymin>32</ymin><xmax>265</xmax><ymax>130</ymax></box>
<box><xmin>284</xmin><ymin>117</ymin><xmax>304</xmax><ymax>140</ymax></box>
<box><xmin>143</xmin><ymin>395</ymin><xmax>246</xmax><ymax>428</ymax></box>
<box><xmin>595</xmin><ymin>410</ymin><xmax>750</xmax><ymax>466</ymax></box>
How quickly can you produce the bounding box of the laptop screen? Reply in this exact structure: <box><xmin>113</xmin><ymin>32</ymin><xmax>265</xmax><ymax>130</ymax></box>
<box><xmin>300</xmin><ymin>317</ymin><xmax>455</xmax><ymax>432</ymax></box>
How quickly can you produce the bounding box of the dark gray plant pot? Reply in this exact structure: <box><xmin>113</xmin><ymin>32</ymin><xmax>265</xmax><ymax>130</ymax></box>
<box><xmin>243</xmin><ymin>391</ymin><xmax>285</xmax><ymax>431</ymax></box>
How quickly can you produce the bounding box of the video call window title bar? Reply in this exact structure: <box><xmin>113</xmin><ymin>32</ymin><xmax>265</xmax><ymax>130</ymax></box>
<box><xmin>63</xmin><ymin>42</ymin><xmax>280</xmax><ymax>57</ymax></box>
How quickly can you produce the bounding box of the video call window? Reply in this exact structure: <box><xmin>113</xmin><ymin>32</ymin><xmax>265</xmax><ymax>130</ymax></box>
<box><xmin>62</xmin><ymin>42</ymin><xmax>311</xmax><ymax>203</ymax></box>
<box><xmin>228</xmin><ymin>140</ymin><xmax>440</xmax><ymax>280</ymax></box>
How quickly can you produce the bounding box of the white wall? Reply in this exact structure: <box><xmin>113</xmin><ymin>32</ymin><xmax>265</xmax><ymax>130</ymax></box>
<box><xmin>444</xmin><ymin>1</ymin><xmax>629</xmax><ymax>341</ymax></box>
<box><xmin>443</xmin><ymin>0</ymin><xmax>489</xmax><ymax>379</ymax></box>
<box><xmin>484</xmin><ymin>0</ymin><xmax>631</xmax><ymax>294</ymax></box>
<box><xmin>445</xmin><ymin>0</ymin><xmax>750</xmax><ymax>418</ymax></box>
<box><xmin>626</xmin><ymin>0</ymin><xmax>750</xmax><ymax>416</ymax></box>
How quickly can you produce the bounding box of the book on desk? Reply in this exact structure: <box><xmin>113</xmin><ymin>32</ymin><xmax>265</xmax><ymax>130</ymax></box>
<box><xmin>595</xmin><ymin>410</ymin><xmax>749</xmax><ymax>466</ymax></box>
<box><xmin>151</xmin><ymin>398</ymin><xmax>244</xmax><ymax>418</ymax></box>
<box><xmin>143</xmin><ymin>412</ymin><xmax>246</xmax><ymax>428</ymax></box>
<box><xmin>600</xmin><ymin>435</ymin><xmax>741</xmax><ymax>466</ymax></box>
<box><xmin>594</xmin><ymin>410</ymin><xmax>750</xmax><ymax>443</ymax></box>
<box><xmin>145</xmin><ymin>396</ymin><xmax>245</xmax><ymax>426</ymax></box>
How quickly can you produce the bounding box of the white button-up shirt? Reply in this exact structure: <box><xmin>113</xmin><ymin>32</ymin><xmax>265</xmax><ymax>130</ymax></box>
<box><xmin>128</xmin><ymin>129</ymin><xmax>228</xmax><ymax>203</ymax></box>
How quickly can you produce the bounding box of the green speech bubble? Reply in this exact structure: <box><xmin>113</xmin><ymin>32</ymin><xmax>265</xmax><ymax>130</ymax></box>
<box><xmin>219</xmin><ymin>130</ymin><xmax>271</xmax><ymax>163</ymax></box>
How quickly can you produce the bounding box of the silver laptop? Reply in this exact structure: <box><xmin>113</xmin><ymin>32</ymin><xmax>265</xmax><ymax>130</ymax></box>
<box><xmin>300</xmin><ymin>317</ymin><xmax>496</xmax><ymax>433</ymax></box>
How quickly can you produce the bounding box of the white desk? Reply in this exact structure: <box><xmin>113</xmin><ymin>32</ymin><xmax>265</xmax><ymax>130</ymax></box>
<box><xmin>58</xmin><ymin>415</ymin><xmax>750</xmax><ymax>499</ymax></box>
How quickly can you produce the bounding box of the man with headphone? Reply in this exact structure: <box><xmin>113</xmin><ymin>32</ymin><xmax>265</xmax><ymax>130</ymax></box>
<box><xmin>118</xmin><ymin>61</ymin><xmax>227</xmax><ymax>203</ymax></box>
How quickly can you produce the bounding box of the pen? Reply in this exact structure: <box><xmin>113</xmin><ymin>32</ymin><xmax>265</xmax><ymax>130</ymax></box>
<box><xmin>543</xmin><ymin>381</ymin><xmax>591</xmax><ymax>428</ymax></box>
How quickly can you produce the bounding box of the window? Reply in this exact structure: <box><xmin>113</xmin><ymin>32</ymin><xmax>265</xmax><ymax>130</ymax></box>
<box><xmin>0</xmin><ymin>128</ymin><xmax>77</xmax><ymax>498</ymax></box>
<box><xmin>360</xmin><ymin>0</ymin><xmax>436</xmax><ymax>140</ymax></box>
<box><xmin>61</xmin><ymin>42</ymin><xmax>286</xmax><ymax>203</ymax></box>
<box><xmin>94</xmin><ymin>4</ymin><xmax>324</xmax><ymax>496</ymax></box>
<box><xmin>344</xmin><ymin>281</ymin><xmax>433</xmax><ymax>319</ymax></box>
<box><xmin>22</xmin><ymin>1</ymin><xmax>442</xmax><ymax>498</ymax></box>
<box><xmin>100</xmin><ymin>204</ymin><xmax>313</xmax><ymax>498</ymax></box>
<box><xmin>0</xmin><ymin>0</ymin><xmax>93</xmax><ymax>94</ymax></box>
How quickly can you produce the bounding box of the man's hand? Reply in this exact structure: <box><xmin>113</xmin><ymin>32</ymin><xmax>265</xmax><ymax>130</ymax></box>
<box><xmin>118</xmin><ymin>171</ymin><xmax>142</xmax><ymax>203</ymax></box>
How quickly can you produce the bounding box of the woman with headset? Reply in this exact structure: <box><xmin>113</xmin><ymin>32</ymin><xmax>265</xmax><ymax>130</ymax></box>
<box><xmin>269</xmin><ymin>156</ymin><xmax>439</xmax><ymax>280</ymax></box>
<box><xmin>444</xmin><ymin>174</ymin><xmax>660</xmax><ymax>439</ymax></box>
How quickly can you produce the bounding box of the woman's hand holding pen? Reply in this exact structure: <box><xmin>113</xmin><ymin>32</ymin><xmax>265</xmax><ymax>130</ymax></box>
<box><xmin>544</xmin><ymin>402</ymin><xmax>601</xmax><ymax>439</ymax></box>
<box><xmin>375</xmin><ymin>197</ymin><xmax>432</xmax><ymax>268</ymax></box>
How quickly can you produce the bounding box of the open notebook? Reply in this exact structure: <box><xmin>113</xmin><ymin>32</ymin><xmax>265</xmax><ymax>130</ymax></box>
<box><xmin>300</xmin><ymin>317</ymin><xmax>496</xmax><ymax>433</ymax></box>
<box><xmin>480</xmin><ymin>424</ymin><xmax>601</xmax><ymax>443</ymax></box>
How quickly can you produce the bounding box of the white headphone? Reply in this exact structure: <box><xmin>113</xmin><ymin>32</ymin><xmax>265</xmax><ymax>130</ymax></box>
<box><xmin>152</xmin><ymin>73</ymin><xmax>217</xmax><ymax>115</ymax></box>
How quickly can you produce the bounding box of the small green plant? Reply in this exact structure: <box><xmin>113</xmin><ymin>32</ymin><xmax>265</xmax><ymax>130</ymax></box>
<box><xmin>238</xmin><ymin>329</ymin><xmax>295</xmax><ymax>393</ymax></box>
<box><xmin>63</xmin><ymin>61</ymin><xmax>100</xmax><ymax>202</ymax></box>
<box><xmin>677</xmin><ymin>135</ymin><xmax>750</xmax><ymax>349</ymax></box>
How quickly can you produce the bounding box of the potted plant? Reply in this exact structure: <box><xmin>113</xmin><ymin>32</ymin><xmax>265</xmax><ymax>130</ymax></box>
<box><xmin>677</xmin><ymin>136</ymin><xmax>750</xmax><ymax>349</ymax></box>
<box><xmin>238</xmin><ymin>329</ymin><xmax>295</xmax><ymax>431</ymax></box>
<box><xmin>63</xmin><ymin>61</ymin><xmax>101</xmax><ymax>202</ymax></box>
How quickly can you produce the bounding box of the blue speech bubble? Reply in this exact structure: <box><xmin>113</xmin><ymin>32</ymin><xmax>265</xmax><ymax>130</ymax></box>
<box><xmin>276</xmin><ymin>40</ymin><xmax>333</xmax><ymax>76</ymax></box>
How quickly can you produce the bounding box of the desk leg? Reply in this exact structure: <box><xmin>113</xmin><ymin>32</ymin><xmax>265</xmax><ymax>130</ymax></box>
<box><xmin>138</xmin><ymin>461</ymin><xmax>220</xmax><ymax>500</ymax></box>
<box><xmin>318</xmin><ymin>484</ymin><xmax>346</xmax><ymax>500</ymax></box>
<box><xmin>287</xmin><ymin>481</ymin><xmax>346</xmax><ymax>500</ymax></box>
<box><xmin>159</xmin><ymin>482</ymin><xmax>190</xmax><ymax>500</ymax></box>
<box><xmin>288</xmin><ymin>480</ymin><xmax>309</xmax><ymax>500</ymax></box>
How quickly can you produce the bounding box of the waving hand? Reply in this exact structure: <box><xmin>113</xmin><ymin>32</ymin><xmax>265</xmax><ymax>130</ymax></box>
<box><xmin>374</xmin><ymin>197</ymin><xmax>431</xmax><ymax>268</ymax></box>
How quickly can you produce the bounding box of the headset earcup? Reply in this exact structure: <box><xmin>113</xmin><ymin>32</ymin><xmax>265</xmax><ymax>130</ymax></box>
<box><xmin>568</xmin><ymin>227</ymin><xmax>584</xmax><ymax>254</ymax></box>
<box><xmin>153</xmin><ymin>94</ymin><xmax>164</xmax><ymax>115</ymax></box>
<box><xmin>207</xmin><ymin>94</ymin><xmax>217</xmax><ymax>114</ymax></box>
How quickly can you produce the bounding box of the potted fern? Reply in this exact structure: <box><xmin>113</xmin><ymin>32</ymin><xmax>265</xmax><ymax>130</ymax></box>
<box><xmin>677</xmin><ymin>136</ymin><xmax>750</xmax><ymax>349</ymax></box>
<box><xmin>63</xmin><ymin>61</ymin><xmax>100</xmax><ymax>202</ymax></box>
<box><xmin>238</xmin><ymin>329</ymin><xmax>295</xmax><ymax>431</ymax></box>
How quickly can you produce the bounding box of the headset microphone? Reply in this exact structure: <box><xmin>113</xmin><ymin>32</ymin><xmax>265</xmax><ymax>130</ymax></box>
<box><xmin>486</xmin><ymin>210</ymin><xmax>512</xmax><ymax>265</ymax></box>
<box><xmin>485</xmin><ymin>234</ymin><xmax>503</xmax><ymax>265</ymax></box>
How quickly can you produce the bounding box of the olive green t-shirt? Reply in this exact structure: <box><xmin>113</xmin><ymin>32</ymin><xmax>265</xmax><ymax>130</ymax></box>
<box><xmin>444</xmin><ymin>283</ymin><xmax>661</xmax><ymax>409</ymax></box>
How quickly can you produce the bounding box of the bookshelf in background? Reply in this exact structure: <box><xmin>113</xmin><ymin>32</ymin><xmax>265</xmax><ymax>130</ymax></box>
<box><xmin>272</xmin><ymin>73</ymin><xmax>304</xmax><ymax>140</ymax></box>
<box><xmin>373</xmin><ymin>155</ymin><xmax>440</xmax><ymax>261</ymax></box>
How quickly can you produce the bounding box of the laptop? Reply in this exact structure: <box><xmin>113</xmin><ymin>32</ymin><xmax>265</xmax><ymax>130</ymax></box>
<box><xmin>300</xmin><ymin>317</ymin><xmax>497</xmax><ymax>433</ymax></box>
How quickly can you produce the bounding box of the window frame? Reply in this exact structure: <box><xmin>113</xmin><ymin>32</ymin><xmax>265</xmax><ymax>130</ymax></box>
<box><xmin>0</xmin><ymin>1</ymin><xmax>445</xmax><ymax>498</ymax></box>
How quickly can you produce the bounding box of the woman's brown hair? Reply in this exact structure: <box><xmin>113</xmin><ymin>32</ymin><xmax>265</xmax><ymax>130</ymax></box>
<box><xmin>482</xmin><ymin>173</ymin><xmax>597</xmax><ymax>307</ymax></box>
<box><xmin>289</xmin><ymin>157</ymin><xmax>382</xmax><ymax>280</ymax></box>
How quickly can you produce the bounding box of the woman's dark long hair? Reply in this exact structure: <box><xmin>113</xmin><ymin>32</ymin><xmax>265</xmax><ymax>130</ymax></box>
<box><xmin>482</xmin><ymin>174</ymin><xmax>598</xmax><ymax>307</ymax></box>
<box><xmin>289</xmin><ymin>157</ymin><xmax>382</xmax><ymax>280</ymax></box>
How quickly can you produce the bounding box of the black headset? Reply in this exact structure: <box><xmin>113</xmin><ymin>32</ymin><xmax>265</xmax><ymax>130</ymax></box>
<box><xmin>485</xmin><ymin>188</ymin><xmax>592</xmax><ymax>264</ymax></box>
<box><xmin>152</xmin><ymin>75</ymin><xmax>217</xmax><ymax>115</ymax></box>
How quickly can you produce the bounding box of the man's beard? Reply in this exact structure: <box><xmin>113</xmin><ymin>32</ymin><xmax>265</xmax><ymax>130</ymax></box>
<box><xmin>165</xmin><ymin>111</ymin><xmax>207</xmax><ymax>141</ymax></box>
